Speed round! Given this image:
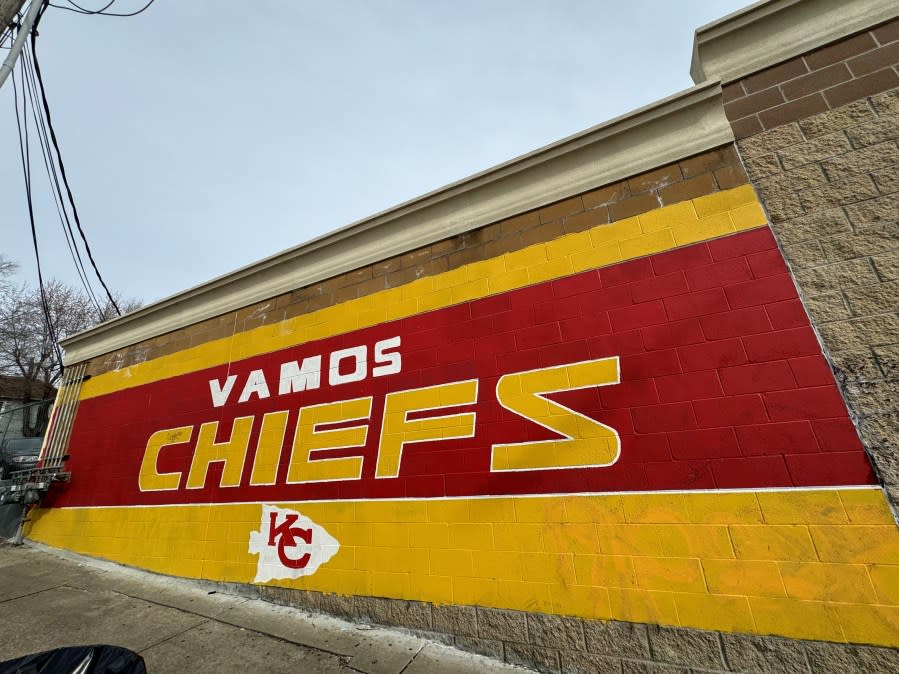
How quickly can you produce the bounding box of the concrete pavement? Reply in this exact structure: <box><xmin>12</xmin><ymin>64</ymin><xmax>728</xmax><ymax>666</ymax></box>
<box><xmin>0</xmin><ymin>542</ymin><xmax>528</xmax><ymax>673</ymax></box>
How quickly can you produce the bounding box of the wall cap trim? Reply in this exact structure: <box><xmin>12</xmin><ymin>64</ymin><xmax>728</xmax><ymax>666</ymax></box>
<box><xmin>62</xmin><ymin>81</ymin><xmax>733</xmax><ymax>365</ymax></box>
<box><xmin>691</xmin><ymin>0</ymin><xmax>899</xmax><ymax>85</ymax></box>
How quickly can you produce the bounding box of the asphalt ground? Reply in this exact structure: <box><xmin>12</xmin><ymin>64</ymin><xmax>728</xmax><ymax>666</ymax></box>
<box><xmin>0</xmin><ymin>542</ymin><xmax>526</xmax><ymax>673</ymax></box>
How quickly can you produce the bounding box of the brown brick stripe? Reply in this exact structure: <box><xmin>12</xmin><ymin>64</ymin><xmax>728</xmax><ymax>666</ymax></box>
<box><xmin>84</xmin><ymin>146</ymin><xmax>747</xmax><ymax>378</ymax></box>
<box><xmin>724</xmin><ymin>17</ymin><xmax>899</xmax><ymax>138</ymax></box>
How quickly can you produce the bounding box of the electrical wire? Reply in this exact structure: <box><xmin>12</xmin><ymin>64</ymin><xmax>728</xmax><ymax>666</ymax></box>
<box><xmin>12</xmin><ymin>63</ymin><xmax>64</xmax><ymax>369</ymax></box>
<box><xmin>30</xmin><ymin>0</ymin><xmax>121</xmax><ymax>316</ymax></box>
<box><xmin>20</xmin><ymin>43</ymin><xmax>105</xmax><ymax>318</ymax></box>
<box><xmin>21</xmin><ymin>42</ymin><xmax>101</xmax><ymax>313</ymax></box>
<box><xmin>48</xmin><ymin>0</ymin><xmax>154</xmax><ymax>17</ymax></box>
<box><xmin>60</xmin><ymin>0</ymin><xmax>115</xmax><ymax>13</ymax></box>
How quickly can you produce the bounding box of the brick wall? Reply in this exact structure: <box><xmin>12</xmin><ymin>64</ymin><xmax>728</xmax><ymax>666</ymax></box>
<box><xmin>732</xmin><ymin>19</ymin><xmax>899</xmax><ymax>508</ymax></box>
<box><xmin>255</xmin><ymin>587</ymin><xmax>899</xmax><ymax>674</ymax></box>
<box><xmin>83</xmin><ymin>146</ymin><xmax>747</xmax><ymax>378</ymax></box>
<box><xmin>26</xmin><ymin>10</ymin><xmax>899</xmax><ymax>674</ymax></box>
<box><xmin>724</xmin><ymin>18</ymin><xmax>899</xmax><ymax>138</ymax></box>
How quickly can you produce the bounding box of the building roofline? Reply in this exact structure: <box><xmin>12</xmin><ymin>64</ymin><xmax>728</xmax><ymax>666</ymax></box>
<box><xmin>62</xmin><ymin>82</ymin><xmax>733</xmax><ymax>365</ymax></box>
<box><xmin>691</xmin><ymin>0</ymin><xmax>898</xmax><ymax>84</ymax></box>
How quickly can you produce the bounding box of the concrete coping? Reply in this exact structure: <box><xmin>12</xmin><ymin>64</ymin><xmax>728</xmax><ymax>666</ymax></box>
<box><xmin>691</xmin><ymin>0</ymin><xmax>899</xmax><ymax>85</ymax></box>
<box><xmin>61</xmin><ymin>80</ymin><xmax>733</xmax><ymax>365</ymax></box>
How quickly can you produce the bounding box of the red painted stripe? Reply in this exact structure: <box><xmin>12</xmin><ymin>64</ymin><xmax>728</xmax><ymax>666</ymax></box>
<box><xmin>47</xmin><ymin>229</ymin><xmax>875</xmax><ymax>508</ymax></box>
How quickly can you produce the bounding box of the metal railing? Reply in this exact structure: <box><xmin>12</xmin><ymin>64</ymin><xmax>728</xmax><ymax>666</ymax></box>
<box><xmin>0</xmin><ymin>368</ymin><xmax>86</xmax><ymax>541</ymax></box>
<box><xmin>40</xmin><ymin>363</ymin><xmax>87</xmax><ymax>469</ymax></box>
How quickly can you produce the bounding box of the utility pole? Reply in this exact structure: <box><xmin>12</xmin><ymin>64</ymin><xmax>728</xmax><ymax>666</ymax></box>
<box><xmin>0</xmin><ymin>0</ymin><xmax>42</xmax><ymax>91</ymax></box>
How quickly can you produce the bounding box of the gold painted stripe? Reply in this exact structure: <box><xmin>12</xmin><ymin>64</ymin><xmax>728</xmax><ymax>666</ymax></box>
<box><xmin>27</xmin><ymin>488</ymin><xmax>899</xmax><ymax>647</ymax></box>
<box><xmin>81</xmin><ymin>185</ymin><xmax>765</xmax><ymax>401</ymax></box>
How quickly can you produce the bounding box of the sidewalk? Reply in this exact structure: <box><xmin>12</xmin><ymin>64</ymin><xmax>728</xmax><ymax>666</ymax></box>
<box><xmin>0</xmin><ymin>543</ymin><xmax>526</xmax><ymax>673</ymax></box>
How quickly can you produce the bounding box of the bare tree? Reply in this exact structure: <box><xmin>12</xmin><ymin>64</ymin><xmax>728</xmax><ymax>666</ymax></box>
<box><xmin>0</xmin><ymin>255</ymin><xmax>16</xmax><ymax>287</ymax></box>
<box><xmin>0</xmin><ymin>268</ymin><xmax>141</xmax><ymax>436</ymax></box>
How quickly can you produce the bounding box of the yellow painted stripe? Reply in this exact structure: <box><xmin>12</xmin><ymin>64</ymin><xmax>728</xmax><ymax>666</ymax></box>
<box><xmin>82</xmin><ymin>185</ymin><xmax>765</xmax><ymax>401</ymax></box>
<box><xmin>27</xmin><ymin>487</ymin><xmax>899</xmax><ymax>647</ymax></box>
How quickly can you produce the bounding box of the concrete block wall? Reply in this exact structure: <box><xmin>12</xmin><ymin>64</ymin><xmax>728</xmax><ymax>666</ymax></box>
<box><xmin>25</xmin><ymin>3</ymin><xmax>899</xmax><ymax>672</ymax></box>
<box><xmin>723</xmin><ymin>16</ymin><xmax>899</xmax><ymax>509</ymax></box>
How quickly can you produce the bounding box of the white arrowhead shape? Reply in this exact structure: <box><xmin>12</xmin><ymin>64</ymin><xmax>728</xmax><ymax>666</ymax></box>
<box><xmin>248</xmin><ymin>504</ymin><xmax>340</xmax><ymax>583</ymax></box>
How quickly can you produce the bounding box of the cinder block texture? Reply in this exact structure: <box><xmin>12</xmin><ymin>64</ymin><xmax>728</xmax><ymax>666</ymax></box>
<box><xmin>725</xmin><ymin>18</ymin><xmax>899</xmax><ymax>138</ymax></box>
<box><xmin>738</xmin><ymin>79</ymin><xmax>899</xmax><ymax>507</ymax></box>
<box><xmin>255</xmin><ymin>586</ymin><xmax>899</xmax><ymax>674</ymax></box>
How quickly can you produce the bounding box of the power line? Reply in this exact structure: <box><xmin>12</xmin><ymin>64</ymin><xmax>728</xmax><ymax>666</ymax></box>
<box><xmin>12</xmin><ymin>62</ymin><xmax>63</xmax><ymax>368</ymax></box>
<box><xmin>21</xmin><ymin>42</ymin><xmax>102</xmax><ymax>313</ymax></box>
<box><xmin>48</xmin><ymin>0</ymin><xmax>154</xmax><ymax>17</ymax></box>
<box><xmin>29</xmin><ymin>0</ymin><xmax>121</xmax><ymax>316</ymax></box>
<box><xmin>20</xmin><ymin>42</ymin><xmax>104</xmax><ymax>318</ymax></box>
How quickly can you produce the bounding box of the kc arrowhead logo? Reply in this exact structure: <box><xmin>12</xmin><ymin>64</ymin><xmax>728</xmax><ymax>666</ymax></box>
<box><xmin>248</xmin><ymin>504</ymin><xmax>339</xmax><ymax>582</ymax></box>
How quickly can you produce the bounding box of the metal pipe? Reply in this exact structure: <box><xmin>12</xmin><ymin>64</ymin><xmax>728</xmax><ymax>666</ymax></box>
<box><xmin>0</xmin><ymin>0</ymin><xmax>42</xmax><ymax>91</ymax></box>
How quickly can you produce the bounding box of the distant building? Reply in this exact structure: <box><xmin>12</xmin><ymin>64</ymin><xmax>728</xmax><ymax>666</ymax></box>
<box><xmin>0</xmin><ymin>376</ymin><xmax>56</xmax><ymax>441</ymax></box>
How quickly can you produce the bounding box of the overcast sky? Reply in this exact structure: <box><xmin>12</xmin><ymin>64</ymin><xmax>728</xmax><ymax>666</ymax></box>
<box><xmin>1</xmin><ymin>0</ymin><xmax>749</xmax><ymax>307</ymax></box>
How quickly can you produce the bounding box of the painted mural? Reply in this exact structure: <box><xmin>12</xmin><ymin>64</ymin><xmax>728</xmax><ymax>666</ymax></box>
<box><xmin>29</xmin><ymin>185</ymin><xmax>899</xmax><ymax>647</ymax></box>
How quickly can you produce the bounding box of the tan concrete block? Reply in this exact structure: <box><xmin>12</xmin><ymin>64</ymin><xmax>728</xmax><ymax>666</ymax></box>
<box><xmin>805</xmin><ymin>638</ymin><xmax>899</xmax><ymax>673</ymax></box>
<box><xmin>795</xmin><ymin>257</ymin><xmax>880</xmax><ymax>294</ymax></box>
<box><xmin>771</xmin><ymin>208</ymin><xmax>851</xmax><ymax>245</ymax></box>
<box><xmin>744</xmin><ymin>153</ymin><xmax>783</xmax><ymax>181</ymax></box>
<box><xmin>777</xmin><ymin>132</ymin><xmax>852</xmax><ymax>170</ymax></box>
<box><xmin>805</xmin><ymin>291</ymin><xmax>853</xmax><ymax>323</ymax></box>
<box><xmin>526</xmin><ymin>614</ymin><xmax>585</xmax><ymax>650</ymax></box>
<box><xmin>820</xmin><ymin>313</ymin><xmax>899</xmax><ymax>351</ymax></box>
<box><xmin>873</xmin><ymin>250</ymin><xmax>899</xmax><ymax>279</ymax></box>
<box><xmin>797</xmin><ymin>174</ymin><xmax>879</xmax><ymax>211</ymax></box>
<box><xmin>476</xmin><ymin>607</ymin><xmax>527</xmax><ymax>642</ymax></box>
<box><xmin>763</xmin><ymin>192</ymin><xmax>806</xmax><ymax>223</ymax></box>
<box><xmin>799</xmin><ymin>100</ymin><xmax>876</xmax><ymax>139</ymax></box>
<box><xmin>845</xmin><ymin>280</ymin><xmax>899</xmax><ymax>315</ymax></box>
<box><xmin>873</xmin><ymin>164</ymin><xmax>899</xmax><ymax>194</ymax></box>
<box><xmin>830</xmin><ymin>348</ymin><xmax>885</xmax><ymax>382</ymax></box>
<box><xmin>871</xmin><ymin>87</ymin><xmax>899</xmax><ymax>116</ymax></box>
<box><xmin>503</xmin><ymin>643</ymin><xmax>560</xmax><ymax>673</ymax></box>
<box><xmin>846</xmin><ymin>116</ymin><xmax>899</xmax><ymax>149</ymax></box>
<box><xmin>721</xmin><ymin>633</ymin><xmax>812</xmax><ymax>674</ymax></box>
<box><xmin>858</xmin><ymin>412</ymin><xmax>899</xmax><ymax>449</ymax></box>
<box><xmin>783</xmin><ymin>240</ymin><xmax>828</xmax><ymax>268</ymax></box>
<box><xmin>845</xmin><ymin>378</ymin><xmax>899</xmax><ymax>414</ymax></box>
<box><xmin>874</xmin><ymin>344</ymin><xmax>899</xmax><ymax>378</ymax></box>
<box><xmin>737</xmin><ymin>123</ymin><xmax>804</xmax><ymax>158</ymax></box>
<box><xmin>845</xmin><ymin>192</ymin><xmax>899</xmax><ymax>228</ymax></box>
<box><xmin>583</xmin><ymin>620</ymin><xmax>650</xmax><ymax>659</ymax></box>
<box><xmin>754</xmin><ymin>164</ymin><xmax>827</xmax><ymax>195</ymax></box>
<box><xmin>433</xmin><ymin>605</ymin><xmax>477</xmax><ymax>638</ymax></box>
<box><xmin>820</xmin><ymin>224</ymin><xmax>899</xmax><ymax>262</ymax></box>
<box><xmin>558</xmin><ymin>651</ymin><xmax>621</xmax><ymax>674</ymax></box>
<box><xmin>821</xmin><ymin>142</ymin><xmax>899</xmax><ymax>182</ymax></box>
<box><xmin>646</xmin><ymin>625</ymin><xmax>725</xmax><ymax>669</ymax></box>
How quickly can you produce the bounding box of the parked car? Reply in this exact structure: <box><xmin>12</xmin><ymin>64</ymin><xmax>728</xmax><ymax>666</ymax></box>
<box><xmin>0</xmin><ymin>437</ymin><xmax>42</xmax><ymax>479</ymax></box>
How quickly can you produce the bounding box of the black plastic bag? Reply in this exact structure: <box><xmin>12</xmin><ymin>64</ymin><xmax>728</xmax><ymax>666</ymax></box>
<box><xmin>0</xmin><ymin>645</ymin><xmax>146</xmax><ymax>674</ymax></box>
